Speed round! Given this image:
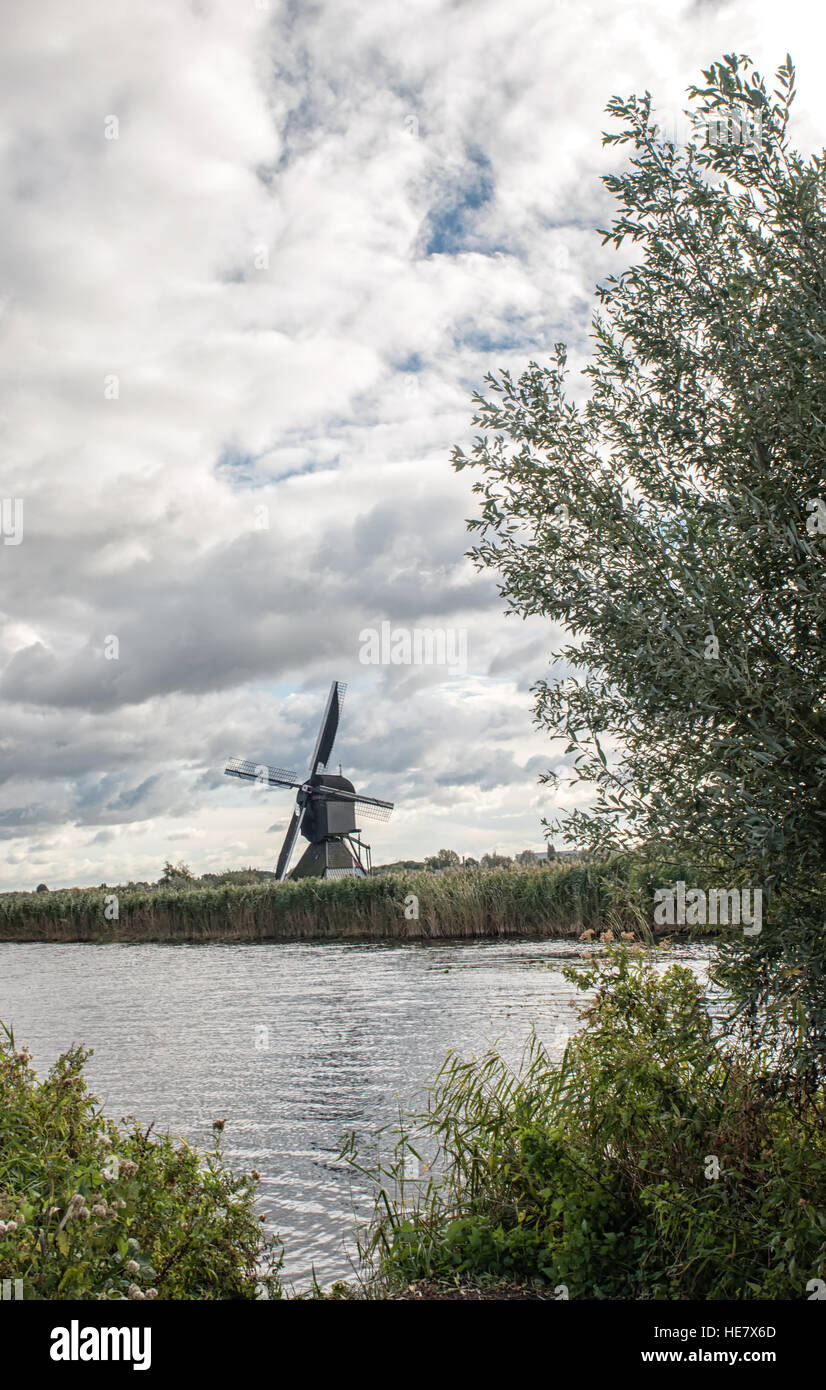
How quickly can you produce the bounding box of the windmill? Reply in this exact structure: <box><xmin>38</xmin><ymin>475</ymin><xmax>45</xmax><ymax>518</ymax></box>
<box><xmin>224</xmin><ymin>681</ymin><xmax>394</xmax><ymax>880</ymax></box>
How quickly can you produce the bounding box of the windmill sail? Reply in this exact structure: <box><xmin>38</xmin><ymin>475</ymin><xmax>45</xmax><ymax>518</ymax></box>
<box><xmin>225</xmin><ymin>758</ymin><xmax>299</xmax><ymax>788</ymax></box>
<box><xmin>275</xmin><ymin>805</ymin><xmax>303</xmax><ymax>879</ymax></box>
<box><xmin>310</xmin><ymin>680</ymin><xmax>347</xmax><ymax>774</ymax></box>
<box><xmin>324</xmin><ymin>787</ymin><xmax>394</xmax><ymax>821</ymax></box>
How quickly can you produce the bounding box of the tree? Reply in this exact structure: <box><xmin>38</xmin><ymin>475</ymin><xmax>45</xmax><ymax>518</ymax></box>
<box><xmin>160</xmin><ymin>860</ymin><xmax>195</xmax><ymax>885</ymax></box>
<box><xmin>516</xmin><ymin>849</ymin><xmax>538</xmax><ymax>866</ymax></box>
<box><xmin>480</xmin><ymin>852</ymin><xmax>512</xmax><ymax>870</ymax></box>
<box><xmin>453</xmin><ymin>55</ymin><xmax>826</xmax><ymax>1075</ymax></box>
<box><xmin>425</xmin><ymin>849</ymin><xmax>461</xmax><ymax>871</ymax></box>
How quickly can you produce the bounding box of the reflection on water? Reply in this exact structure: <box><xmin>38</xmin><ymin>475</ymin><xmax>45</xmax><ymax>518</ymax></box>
<box><xmin>0</xmin><ymin>938</ymin><xmax>709</xmax><ymax>1288</ymax></box>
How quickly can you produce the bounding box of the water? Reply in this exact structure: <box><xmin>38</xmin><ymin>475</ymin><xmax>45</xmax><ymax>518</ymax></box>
<box><xmin>0</xmin><ymin>938</ymin><xmax>709</xmax><ymax>1289</ymax></box>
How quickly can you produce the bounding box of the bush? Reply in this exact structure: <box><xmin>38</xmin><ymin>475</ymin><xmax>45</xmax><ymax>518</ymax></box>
<box><xmin>0</xmin><ymin>1023</ymin><xmax>282</xmax><ymax>1300</ymax></box>
<box><xmin>350</xmin><ymin>949</ymin><xmax>826</xmax><ymax>1299</ymax></box>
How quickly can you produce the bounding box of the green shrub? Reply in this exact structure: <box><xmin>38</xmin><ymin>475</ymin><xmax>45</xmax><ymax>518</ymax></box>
<box><xmin>349</xmin><ymin>949</ymin><xmax>826</xmax><ymax>1299</ymax></box>
<box><xmin>0</xmin><ymin>1023</ymin><xmax>282</xmax><ymax>1300</ymax></box>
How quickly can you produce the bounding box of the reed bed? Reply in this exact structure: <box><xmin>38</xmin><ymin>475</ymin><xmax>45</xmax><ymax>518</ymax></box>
<box><xmin>0</xmin><ymin>861</ymin><xmax>653</xmax><ymax>944</ymax></box>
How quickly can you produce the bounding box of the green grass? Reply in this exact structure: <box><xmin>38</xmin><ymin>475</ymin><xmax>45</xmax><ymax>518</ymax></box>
<box><xmin>0</xmin><ymin>863</ymin><xmax>622</xmax><ymax>942</ymax></box>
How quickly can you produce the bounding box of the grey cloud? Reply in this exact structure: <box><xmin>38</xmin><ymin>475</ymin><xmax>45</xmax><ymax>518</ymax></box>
<box><xmin>0</xmin><ymin>0</ymin><xmax>775</xmax><ymax>886</ymax></box>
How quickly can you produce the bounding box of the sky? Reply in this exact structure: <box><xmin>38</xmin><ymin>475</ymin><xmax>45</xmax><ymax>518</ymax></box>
<box><xmin>0</xmin><ymin>0</ymin><xmax>823</xmax><ymax>890</ymax></box>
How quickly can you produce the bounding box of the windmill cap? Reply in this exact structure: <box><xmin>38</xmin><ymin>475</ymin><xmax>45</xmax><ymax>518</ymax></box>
<box><xmin>311</xmin><ymin>773</ymin><xmax>356</xmax><ymax>794</ymax></box>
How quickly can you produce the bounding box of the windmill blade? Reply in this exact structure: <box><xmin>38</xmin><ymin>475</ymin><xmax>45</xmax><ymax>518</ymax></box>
<box><xmin>309</xmin><ymin>680</ymin><xmax>347</xmax><ymax>775</ymax></box>
<box><xmin>225</xmin><ymin>758</ymin><xmax>299</xmax><ymax>789</ymax></box>
<box><xmin>324</xmin><ymin>788</ymin><xmax>394</xmax><ymax>822</ymax></box>
<box><xmin>351</xmin><ymin>798</ymin><xmax>393</xmax><ymax>823</ymax></box>
<box><xmin>275</xmin><ymin>806</ymin><xmax>302</xmax><ymax>880</ymax></box>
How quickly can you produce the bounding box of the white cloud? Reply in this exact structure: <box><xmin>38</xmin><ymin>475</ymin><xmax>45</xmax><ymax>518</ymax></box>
<box><xmin>0</xmin><ymin>0</ymin><xmax>822</xmax><ymax>888</ymax></box>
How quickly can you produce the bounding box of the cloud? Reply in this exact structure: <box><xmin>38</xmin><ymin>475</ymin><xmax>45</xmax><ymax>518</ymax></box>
<box><xmin>0</xmin><ymin>0</ymin><xmax>819</xmax><ymax>888</ymax></box>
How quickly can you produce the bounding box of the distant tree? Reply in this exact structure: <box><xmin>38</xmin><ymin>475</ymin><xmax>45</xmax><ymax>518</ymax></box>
<box><xmin>35</xmin><ymin>883</ymin><xmax>49</xmax><ymax>893</ymax></box>
<box><xmin>516</xmin><ymin>850</ymin><xmax>538</xmax><ymax>866</ymax></box>
<box><xmin>463</xmin><ymin>857</ymin><xmax>479</xmax><ymax>869</ymax></box>
<box><xmin>373</xmin><ymin>860</ymin><xmax>426</xmax><ymax>875</ymax></box>
<box><xmin>480</xmin><ymin>852</ymin><xmax>512</xmax><ymax>870</ymax></box>
<box><xmin>425</xmin><ymin>849</ymin><xmax>461</xmax><ymax>871</ymax></box>
<box><xmin>160</xmin><ymin>860</ymin><xmax>195</xmax><ymax>885</ymax></box>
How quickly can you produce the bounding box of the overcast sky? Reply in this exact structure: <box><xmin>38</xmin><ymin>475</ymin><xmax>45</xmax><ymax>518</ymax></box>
<box><xmin>0</xmin><ymin>0</ymin><xmax>822</xmax><ymax>890</ymax></box>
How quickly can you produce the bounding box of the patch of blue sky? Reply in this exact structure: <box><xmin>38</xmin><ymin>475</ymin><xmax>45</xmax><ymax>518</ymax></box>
<box><xmin>216</xmin><ymin>445</ymin><xmax>260</xmax><ymax>486</ymax></box>
<box><xmin>217</xmin><ymin>444</ymin><xmax>341</xmax><ymax>487</ymax></box>
<box><xmin>393</xmin><ymin>350</ymin><xmax>425</xmax><ymax>373</ymax></box>
<box><xmin>420</xmin><ymin>147</ymin><xmax>500</xmax><ymax>257</ymax></box>
<box><xmin>268</xmin><ymin>456</ymin><xmax>340</xmax><ymax>483</ymax></box>
<box><xmin>454</xmin><ymin>326</ymin><xmax>528</xmax><ymax>354</ymax></box>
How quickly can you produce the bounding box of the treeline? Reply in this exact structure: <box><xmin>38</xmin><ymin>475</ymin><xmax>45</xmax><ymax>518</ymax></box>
<box><xmin>13</xmin><ymin>848</ymin><xmax>573</xmax><ymax>900</ymax></box>
<box><xmin>376</xmin><ymin>846</ymin><xmax>578</xmax><ymax>874</ymax></box>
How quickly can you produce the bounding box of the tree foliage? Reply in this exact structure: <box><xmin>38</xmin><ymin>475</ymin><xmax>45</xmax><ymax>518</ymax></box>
<box><xmin>481</xmin><ymin>852</ymin><xmax>513</xmax><ymax>869</ymax></box>
<box><xmin>453</xmin><ymin>54</ymin><xmax>826</xmax><ymax>1073</ymax></box>
<box><xmin>160</xmin><ymin>860</ymin><xmax>195</xmax><ymax>886</ymax></box>
<box><xmin>425</xmin><ymin>848</ymin><xmax>461</xmax><ymax>871</ymax></box>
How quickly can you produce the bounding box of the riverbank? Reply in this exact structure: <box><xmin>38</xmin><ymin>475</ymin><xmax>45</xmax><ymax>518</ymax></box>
<box><xmin>0</xmin><ymin>859</ymin><xmax>706</xmax><ymax>944</ymax></box>
<box><xmin>338</xmin><ymin>949</ymin><xmax>826</xmax><ymax>1302</ymax></box>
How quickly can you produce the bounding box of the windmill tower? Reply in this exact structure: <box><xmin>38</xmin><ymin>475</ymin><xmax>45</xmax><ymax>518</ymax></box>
<box><xmin>225</xmin><ymin>681</ymin><xmax>394</xmax><ymax>879</ymax></box>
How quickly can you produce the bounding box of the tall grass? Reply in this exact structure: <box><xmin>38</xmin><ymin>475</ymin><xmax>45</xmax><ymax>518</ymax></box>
<box><xmin>0</xmin><ymin>860</ymin><xmax>665</xmax><ymax>943</ymax></box>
